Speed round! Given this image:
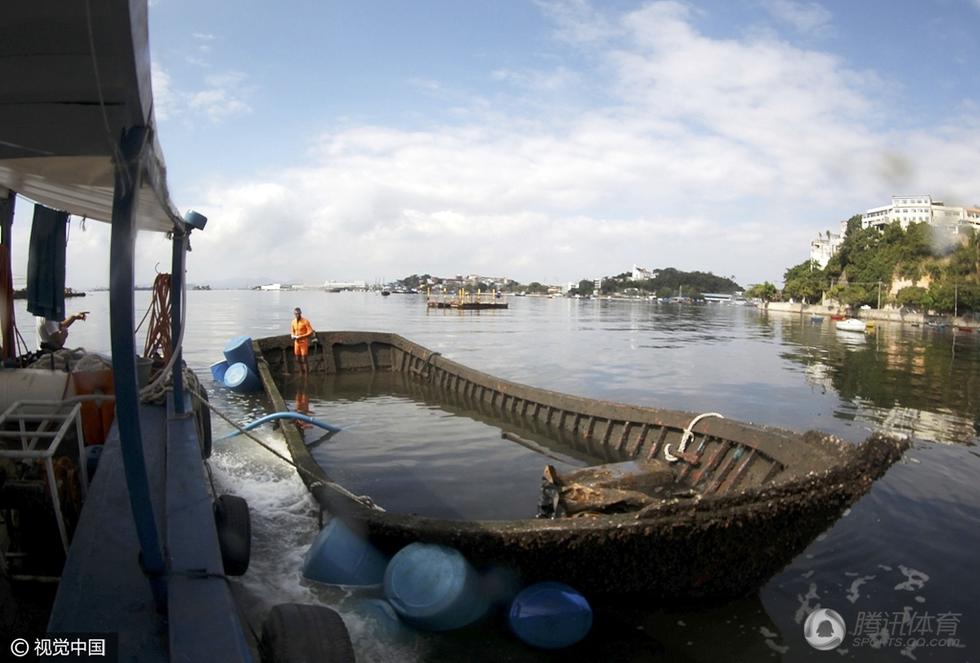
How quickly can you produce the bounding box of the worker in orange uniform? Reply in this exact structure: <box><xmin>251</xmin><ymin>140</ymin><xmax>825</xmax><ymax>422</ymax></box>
<box><xmin>290</xmin><ymin>307</ymin><xmax>315</xmax><ymax>374</ymax></box>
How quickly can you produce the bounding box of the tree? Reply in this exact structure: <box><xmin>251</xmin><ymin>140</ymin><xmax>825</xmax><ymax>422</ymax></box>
<box><xmin>782</xmin><ymin>260</ymin><xmax>826</xmax><ymax>303</ymax></box>
<box><xmin>397</xmin><ymin>273</ymin><xmax>431</xmax><ymax>289</ymax></box>
<box><xmin>894</xmin><ymin>286</ymin><xmax>930</xmax><ymax>311</ymax></box>
<box><xmin>746</xmin><ymin>282</ymin><xmax>778</xmax><ymax>302</ymax></box>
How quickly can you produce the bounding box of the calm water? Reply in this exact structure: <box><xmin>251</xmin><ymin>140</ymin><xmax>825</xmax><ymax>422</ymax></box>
<box><xmin>19</xmin><ymin>291</ymin><xmax>980</xmax><ymax>661</ymax></box>
<box><xmin>276</xmin><ymin>370</ymin><xmax>587</xmax><ymax>521</ymax></box>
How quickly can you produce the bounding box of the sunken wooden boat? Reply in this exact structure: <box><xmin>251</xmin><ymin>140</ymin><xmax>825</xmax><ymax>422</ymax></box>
<box><xmin>253</xmin><ymin>331</ymin><xmax>908</xmax><ymax>601</ymax></box>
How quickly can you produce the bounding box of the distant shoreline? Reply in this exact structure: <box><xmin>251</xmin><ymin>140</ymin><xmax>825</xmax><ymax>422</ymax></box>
<box><xmin>764</xmin><ymin>301</ymin><xmax>979</xmax><ymax>329</ymax></box>
<box><xmin>11</xmin><ymin>288</ymin><xmax>85</xmax><ymax>299</ymax></box>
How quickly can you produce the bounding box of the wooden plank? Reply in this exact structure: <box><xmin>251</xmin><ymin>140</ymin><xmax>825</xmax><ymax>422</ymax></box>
<box><xmin>706</xmin><ymin>449</ymin><xmax>741</xmax><ymax>494</ymax></box>
<box><xmin>648</xmin><ymin>426</ymin><xmax>670</xmax><ymax>460</ymax></box>
<box><xmin>719</xmin><ymin>449</ymin><xmax>757</xmax><ymax>493</ymax></box>
<box><xmin>688</xmin><ymin>440</ymin><xmax>729</xmax><ymax>486</ymax></box>
<box><xmin>615</xmin><ymin>421</ymin><xmax>632</xmax><ymax>453</ymax></box>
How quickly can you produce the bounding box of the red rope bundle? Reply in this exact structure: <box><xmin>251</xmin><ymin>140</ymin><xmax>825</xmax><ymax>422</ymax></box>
<box><xmin>142</xmin><ymin>273</ymin><xmax>172</xmax><ymax>364</ymax></box>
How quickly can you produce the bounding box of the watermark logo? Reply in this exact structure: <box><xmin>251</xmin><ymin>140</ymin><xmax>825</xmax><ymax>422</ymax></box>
<box><xmin>7</xmin><ymin>634</ymin><xmax>115</xmax><ymax>659</ymax></box>
<box><xmin>804</xmin><ymin>608</ymin><xmax>847</xmax><ymax>651</ymax></box>
<box><xmin>9</xmin><ymin>638</ymin><xmax>30</xmax><ymax>658</ymax></box>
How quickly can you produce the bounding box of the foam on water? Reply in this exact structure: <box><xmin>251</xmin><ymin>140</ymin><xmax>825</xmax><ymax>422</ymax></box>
<box><xmin>206</xmin><ymin>391</ymin><xmax>427</xmax><ymax>662</ymax></box>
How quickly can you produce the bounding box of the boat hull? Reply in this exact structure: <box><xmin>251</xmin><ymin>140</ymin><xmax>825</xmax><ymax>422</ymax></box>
<box><xmin>836</xmin><ymin>318</ymin><xmax>867</xmax><ymax>332</ymax></box>
<box><xmin>253</xmin><ymin>332</ymin><xmax>906</xmax><ymax>599</ymax></box>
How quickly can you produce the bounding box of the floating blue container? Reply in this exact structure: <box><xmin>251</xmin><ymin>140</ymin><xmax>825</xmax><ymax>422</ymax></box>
<box><xmin>303</xmin><ymin>519</ymin><xmax>388</xmax><ymax>586</ymax></box>
<box><xmin>384</xmin><ymin>543</ymin><xmax>488</xmax><ymax>631</ymax></box>
<box><xmin>508</xmin><ymin>582</ymin><xmax>593</xmax><ymax>649</ymax></box>
<box><xmin>210</xmin><ymin>360</ymin><xmax>229</xmax><ymax>382</ymax></box>
<box><xmin>223</xmin><ymin>362</ymin><xmax>260</xmax><ymax>392</ymax></box>
<box><xmin>223</xmin><ymin>335</ymin><xmax>257</xmax><ymax>373</ymax></box>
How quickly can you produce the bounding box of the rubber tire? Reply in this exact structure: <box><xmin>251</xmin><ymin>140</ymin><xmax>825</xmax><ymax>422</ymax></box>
<box><xmin>260</xmin><ymin>603</ymin><xmax>355</xmax><ymax>663</ymax></box>
<box><xmin>213</xmin><ymin>495</ymin><xmax>250</xmax><ymax>576</ymax></box>
<box><xmin>195</xmin><ymin>384</ymin><xmax>213</xmax><ymax>459</ymax></box>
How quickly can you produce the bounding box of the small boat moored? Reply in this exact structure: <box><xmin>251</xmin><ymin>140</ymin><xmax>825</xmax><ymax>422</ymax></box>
<box><xmin>835</xmin><ymin>318</ymin><xmax>869</xmax><ymax>332</ymax></box>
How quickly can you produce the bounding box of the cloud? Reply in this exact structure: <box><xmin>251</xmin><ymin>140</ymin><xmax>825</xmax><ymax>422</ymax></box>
<box><xmin>151</xmin><ymin>63</ymin><xmax>252</xmax><ymax>124</ymax></box>
<box><xmin>406</xmin><ymin>77</ymin><xmax>443</xmax><ymax>92</ymax></box>
<box><xmin>758</xmin><ymin>0</ymin><xmax>833</xmax><ymax>35</ymax></box>
<box><xmin>490</xmin><ymin>66</ymin><xmax>581</xmax><ymax>93</ymax></box>
<box><xmin>188</xmin><ymin>72</ymin><xmax>253</xmax><ymax>122</ymax></box>
<box><xmin>536</xmin><ymin>0</ymin><xmax>619</xmax><ymax>44</ymax></box>
<box><xmin>174</xmin><ymin>1</ymin><xmax>980</xmax><ymax>287</ymax></box>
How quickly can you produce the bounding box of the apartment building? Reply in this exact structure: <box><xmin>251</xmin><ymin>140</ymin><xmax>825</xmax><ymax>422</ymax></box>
<box><xmin>861</xmin><ymin>195</ymin><xmax>976</xmax><ymax>231</ymax></box>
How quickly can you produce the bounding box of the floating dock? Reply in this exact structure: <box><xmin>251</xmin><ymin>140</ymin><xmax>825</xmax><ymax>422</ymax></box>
<box><xmin>426</xmin><ymin>291</ymin><xmax>508</xmax><ymax>310</ymax></box>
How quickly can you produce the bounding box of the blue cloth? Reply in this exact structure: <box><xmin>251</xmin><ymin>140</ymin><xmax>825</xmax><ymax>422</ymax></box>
<box><xmin>26</xmin><ymin>205</ymin><xmax>68</xmax><ymax>321</ymax></box>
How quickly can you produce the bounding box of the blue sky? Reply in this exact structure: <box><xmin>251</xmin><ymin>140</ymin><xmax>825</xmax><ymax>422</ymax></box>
<box><xmin>14</xmin><ymin>0</ymin><xmax>980</xmax><ymax>288</ymax></box>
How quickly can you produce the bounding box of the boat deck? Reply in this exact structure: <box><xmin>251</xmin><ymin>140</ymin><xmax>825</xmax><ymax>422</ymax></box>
<box><xmin>48</xmin><ymin>394</ymin><xmax>251</xmax><ymax>660</ymax></box>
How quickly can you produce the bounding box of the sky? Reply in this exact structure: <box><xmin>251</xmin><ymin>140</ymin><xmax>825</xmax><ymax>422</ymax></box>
<box><xmin>11</xmin><ymin>0</ymin><xmax>980</xmax><ymax>289</ymax></box>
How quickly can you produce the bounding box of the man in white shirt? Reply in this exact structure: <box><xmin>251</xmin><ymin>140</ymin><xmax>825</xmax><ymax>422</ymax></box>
<box><xmin>36</xmin><ymin>311</ymin><xmax>88</xmax><ymax>351</ymax></box>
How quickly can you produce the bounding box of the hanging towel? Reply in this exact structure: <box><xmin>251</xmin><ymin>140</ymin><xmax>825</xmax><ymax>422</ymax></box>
<box><xmin>26</xmin><ymin>205</ymin><xmax>68</xmax><ymax>321</ymax></box>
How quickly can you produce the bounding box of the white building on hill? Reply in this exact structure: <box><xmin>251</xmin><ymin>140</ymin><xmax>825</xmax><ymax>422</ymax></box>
<box><xmin>861</xmin><ymin>195</ymin><xmax>978</xmax><ymax>231</ymax></box>
<box><xmin>631</xmin><ymin>264</ymin><xmax>654</xmax><ymax>280</ymax></box>
<box><xmin>810</xmin><ymin>195</ymin><xmax>979</xmax><ymax>270</ymax></box>
<box><xmin>809</xmin><ymin>219</ymin><xmax>849</xmax><ymax>269</ymax></box>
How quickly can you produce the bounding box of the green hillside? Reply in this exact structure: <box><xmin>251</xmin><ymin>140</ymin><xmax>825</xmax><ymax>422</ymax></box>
<box><xmin>779</xmin><ymin>216</ymin><xmax>980</xmax><ymax>313</ymax></box>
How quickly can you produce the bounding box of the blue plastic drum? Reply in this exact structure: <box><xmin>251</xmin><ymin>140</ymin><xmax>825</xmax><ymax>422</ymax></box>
<box><xmin>210</xmin><ymin>360</ymin><xmax>229</xmax><ymax>382</ymax></box>
<box><xmin>384</xmin><ymin>543</ymin><xmax>488</xmax><ymax>631</ymax></box>
<box><xmin>302</xmin><ymin>519</ymin><xmax>388</xmax><ymax>586</ymax></box>
<box><xmin>223</xmin><ymin>362</ymin><xmax>260</xmax><ymax>392</ymax></box>
<box><xmin>508</xmin><ymin>582</ymin><xmax>593</xmax><ymax>649</ymax></box>
<box><xmin>223</xmin><ymin>335</ymin><xmax>257</xmax><ymax>373</ymax></box>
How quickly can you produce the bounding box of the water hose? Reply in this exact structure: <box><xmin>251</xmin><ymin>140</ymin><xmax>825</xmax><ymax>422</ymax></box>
<box><xmin>218</xmin><ymin>411</ymin><xmax>342</xmax><ymax>441</ymax></box>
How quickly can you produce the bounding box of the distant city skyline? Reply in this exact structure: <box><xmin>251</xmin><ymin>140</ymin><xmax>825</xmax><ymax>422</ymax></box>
<box><xmin>8</xmin><ymin>1</ymin><xmax>980</xmax><ymax>289</ymax></box>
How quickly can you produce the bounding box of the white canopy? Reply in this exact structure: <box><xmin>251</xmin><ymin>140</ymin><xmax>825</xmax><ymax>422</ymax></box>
<box><xmin>0</xmin><ymin>0</ymin><xmax>179</xmax><ymax>233</ymax></box>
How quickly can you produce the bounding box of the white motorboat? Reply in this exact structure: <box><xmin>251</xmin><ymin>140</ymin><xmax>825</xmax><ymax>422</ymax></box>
<box><xmin>835</xmin><ymin>318</ymin><xmax>868</xmax><ymax>333</ymax></box>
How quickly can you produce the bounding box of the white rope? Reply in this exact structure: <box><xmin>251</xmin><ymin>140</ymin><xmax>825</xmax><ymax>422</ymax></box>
<box><xmin>664</xmin><ymin>412</ymin><xmax>725</xmax><ymax>463</ymax></box>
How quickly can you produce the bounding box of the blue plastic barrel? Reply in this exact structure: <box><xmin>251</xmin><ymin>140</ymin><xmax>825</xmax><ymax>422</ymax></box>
<box><xmin>210</xmin><ymin>360</ymin><xmax>229</xmax><ymax>382</ymax></box>
<box><xmin>302</xmin><ymin>519</ymin><xmax>388</xmax><ymax>586</ymax></box>
<box><xmin>85</xmin><ymin>444</ymin><xmax>104</xmax><ymax>481</ymax></box>
<box><xmin>508</xmin><ymin>581</ymin><xmax>593</xmax><ymax>649</ymax></box>
<box><xmin>223</xmin><ymin>335</ymin><xmax>257</xmax><ymax>373</ymax></box>
<box><xmin>223</xmin><ymin>362</ymin><xmax>260</xmax><ymax>392</ymax></box>
<box><xmin>384</xmin><ymin>543</ymin><xmax>489</xmax><ymax>631</ymax></box>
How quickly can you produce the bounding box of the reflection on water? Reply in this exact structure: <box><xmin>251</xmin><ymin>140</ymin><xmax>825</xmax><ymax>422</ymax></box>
<box><xmin>777</xmin><ymin>314</ymin><xmax>979</xmax><ymax>445</ymax></box>
<box><xmin>16</xmin><ymin>292</ymin><xmax>979</xmax><ymax>661</ymax></box>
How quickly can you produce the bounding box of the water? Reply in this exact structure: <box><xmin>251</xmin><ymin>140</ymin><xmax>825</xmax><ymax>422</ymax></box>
<box><xmin>277</xmin><ymin>371</ymin><xmax>585</xmax><ymax>520</ymax></box>
<box><xmin>18</xmin><ymin>291</ymin><xmax>980</xmax><ymax>661</ymax></box>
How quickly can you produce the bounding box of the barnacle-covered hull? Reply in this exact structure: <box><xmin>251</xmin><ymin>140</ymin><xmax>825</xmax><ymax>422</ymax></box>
<box><xmin>255</xmin><ymin>331</ymin><xmax>907</xmax><ymax>599</ymax></box>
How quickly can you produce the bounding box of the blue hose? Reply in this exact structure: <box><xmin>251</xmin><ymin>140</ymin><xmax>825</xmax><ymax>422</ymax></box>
<box><xmin>218</xmin><ymin>411</ymin><xmax>343</xmax><ymax>441</ymax></box>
